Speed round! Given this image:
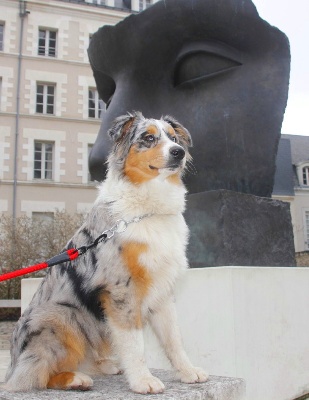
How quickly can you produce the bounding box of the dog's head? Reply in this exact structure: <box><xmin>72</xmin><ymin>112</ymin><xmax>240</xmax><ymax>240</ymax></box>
<box><xmin>107</xmin><ymin>112</ymin><xmax>192</xmax><ymax>184</ymax></box>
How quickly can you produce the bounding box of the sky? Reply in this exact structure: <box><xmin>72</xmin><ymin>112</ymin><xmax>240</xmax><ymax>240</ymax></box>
<box><xmin>252</xmin><ymin>0</ymin><xmax>309</xmax><ymax>136</ymax></box>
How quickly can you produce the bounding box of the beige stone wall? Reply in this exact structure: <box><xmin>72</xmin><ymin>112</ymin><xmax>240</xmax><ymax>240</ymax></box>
<box><xmin>0</xmin><ymin>0</ymin><xmax>132</xmax><ymax>217</ymax></box>
<box><xmin>295</xmin><ymin>251</ymin><xmax>309</xmax><ymax>267</ymax></box>
<box><xmin>273</xmin><ymin>190</ymin><xmax>309</xmax><ymax>253</ymax></box>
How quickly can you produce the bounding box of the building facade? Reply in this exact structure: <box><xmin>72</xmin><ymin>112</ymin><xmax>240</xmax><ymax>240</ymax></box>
<box><xmin>0</xmin><ymin>0</ymin><xmax>156</xmax><ymax>220</ymax></box>
<box><xmin>1</xmin><ymin>0</ymin><xmax>309</xmax><ymax>256</ymax></box>
<box><xmin>273</xmin><ymin>135</ymin><xmax>309</xmax><ymax>253</ymax></box>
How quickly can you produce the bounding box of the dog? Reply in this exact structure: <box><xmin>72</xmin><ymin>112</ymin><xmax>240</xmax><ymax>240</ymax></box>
<box><xmin>5</xmin><ymin>112</ymin><xmax>208</xmax><ymax>394</ymax></box>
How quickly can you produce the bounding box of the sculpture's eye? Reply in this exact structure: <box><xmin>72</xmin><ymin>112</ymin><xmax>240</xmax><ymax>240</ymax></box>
<box><xmin>174</xmin><ymin>43</ymin><xmax>242</xmax><ymax>87</ymax></box>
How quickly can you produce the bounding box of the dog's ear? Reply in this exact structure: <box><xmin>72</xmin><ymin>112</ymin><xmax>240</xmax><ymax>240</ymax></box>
<box><xmin>162</xmin><ymin>116</ymin><xmax>193</xmax><ymax>147</ymax></box>
<box><xmin>108</xmin><ymin>112</ymin><xmax>142</xmax><ymax>143</ymax></box>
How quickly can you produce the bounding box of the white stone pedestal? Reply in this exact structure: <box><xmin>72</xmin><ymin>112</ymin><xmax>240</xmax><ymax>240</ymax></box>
<box><xmin>0</xmin><ymin>371</ymin><xmax>245</xmax><ymax>400</ymax></box>
<box><xmin>20</xmin><ymin>267</ymin><xmax>309</xmax><ymax>400</ymax></box>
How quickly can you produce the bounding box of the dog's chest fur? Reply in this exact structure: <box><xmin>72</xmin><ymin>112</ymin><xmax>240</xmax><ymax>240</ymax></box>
<box><xmin>90</xmin><ymin>174</ymin><xmax>189</xmax><ymax>316</ymax></box>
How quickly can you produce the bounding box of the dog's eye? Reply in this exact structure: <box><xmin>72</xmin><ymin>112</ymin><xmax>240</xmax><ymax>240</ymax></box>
<box><xmin>145</xmin><ymin>135</ymin><xmax>155</xmax><ymax>142</ymax></box>
<box><xmin>171</xmin><ymin>136</ymin><xmax>177</xmax><ymax>143</ymax></box>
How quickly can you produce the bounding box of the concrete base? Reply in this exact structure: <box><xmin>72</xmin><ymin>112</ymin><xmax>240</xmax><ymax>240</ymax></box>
<box><xmin>0</xmin><ymin>370</ymin><xmax>245</xmax><ymax>400</ymax></box>
<box><xmin>20</xmin><ymin>267</ymin><xmax>309</xmax><ymax>400</ymax></box>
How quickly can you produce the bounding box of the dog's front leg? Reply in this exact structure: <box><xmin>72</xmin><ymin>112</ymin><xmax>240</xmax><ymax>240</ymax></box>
<box><xmin>149</xmin><ymin>297</ymin><xmax>209</xmax><ymax>384</ymax></box>
<box><xmin>108</xmin><ymin>316</ymin><xmax>165</xmax><ymax>394</ymax></box>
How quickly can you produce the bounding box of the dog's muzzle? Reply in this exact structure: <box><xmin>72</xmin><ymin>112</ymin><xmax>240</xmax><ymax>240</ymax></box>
<box><xmin>169</xmin><ymin>146</ymin><xmax>185</xmax><ymax>160</ymax></box>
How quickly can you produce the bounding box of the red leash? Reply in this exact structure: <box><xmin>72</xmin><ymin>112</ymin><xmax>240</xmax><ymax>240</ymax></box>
<box><xmin>0</xmin><ymin>248</ymin><xmax>79</xmax><ymax>282</ymax></box>
<box><xmin>0</xmin><ymin>214</ymin><xmax>152</xmax><ymax>283</ymax></box>
<box><xmin>0</xmin><ymin>225</ymin><xmax>112</xmax><ymax>283</ymax></box>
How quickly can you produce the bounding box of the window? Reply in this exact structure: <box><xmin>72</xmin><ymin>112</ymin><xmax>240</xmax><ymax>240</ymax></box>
<box><xmin>0</xmin><ymin>23</ymin><xmax>4</xmax><ymax>51</ymax></box>
<box><xmin>139</xmin><ymin>0</ymin><xmax>152</xmax><ymax>10</ymax></box>
<box><xmin>303</xmin><ymin>167</ymin><xmax>309</xmax><ymax>185</ymax></box>
<box><xmin>36</xmin><ymin>83</ymin><xmax>55</xmax><ymax>114</ymax></box>
<box><xmin>88</xmin><ymin>88</ymin><xmax>102</xmax><ymax>119</ymax></box>
<box><xmin>32</xmin><ymin>212</ymin><xmax>54</xmax><ymax>223</ymax></box>
<box><xmin>34</xmin><ymin>141</ymin><xmax>53</xmax><ymax>180</ymax></box>
<box><xmin>85</xmin><ymin>0</ymin><xmax>105</xmax><ymax>4</ymax></box>
<box><xmin>113</xmin><ymin>0</ymin><xmax>133</xmax><ymax>9</ymax></box>
<box><xmin>88</xmin><ymin>144</ymin><xmax>95</xmax><ymax>182</ymax></box>
<box><xmin>38</xmin><ymin>29</ymin><xmax>57</xmax><ymax>57</ymax></box>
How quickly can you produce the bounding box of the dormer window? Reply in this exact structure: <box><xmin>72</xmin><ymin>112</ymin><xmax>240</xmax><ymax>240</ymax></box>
<box><xmin>303</xmin><ymin>167</ymin><xmax>309</xmax><ymax>185</ymax></box>
<box><xmin>296</xmin><ymin>161</ymin><xmax>309</xmax><ymax>187</ymax></box>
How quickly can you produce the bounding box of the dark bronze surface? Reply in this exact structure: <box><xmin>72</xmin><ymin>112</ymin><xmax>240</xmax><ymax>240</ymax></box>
<box><xmin>88</xmin><ymin>0</ymin><xmax>290</xmax><ymax>197</ymax></box>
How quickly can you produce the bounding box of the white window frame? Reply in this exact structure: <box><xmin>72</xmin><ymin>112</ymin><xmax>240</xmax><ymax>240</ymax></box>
<box><xmin>34</xmin><ymin>141</ymin><xmax>54</xmax><ymax>180</ymax></box>
<box><xmin>85</xmin><ymin>0</ymin><xmax>105</xmax><ymax>4</ymax></box>
<box><xmin>139</xmin><ymin>0</ymin><xmax>152</xmax><ymax>10</ymax></box>
<box><xmin>302</xmin><ymin>166</ymin><xmax>309</xmax><ymax>186</ymax></box>
<box><xmin>36</xmin><ymin>83</ymin><xmax>55</xmax><ymax>115</ymax></box>
<box><xmin>296</xmin><ymin>162</ymin><xmax>309</xmax><ymax>187</ymax></box>
<box><xmin>21</xmin><ymin>201</ymin><xmax>65</xmax><ymax>218</ymax></box>
<box><xmin>88</xmin><ymin>87</ymin><xmax>102</xmax><ymax>119</ymax></box>
<box><xmin>77</xmin><ymin>132</ymin><xmax>96</xmax><ymax>184</ymax></box>
<box><xmin>38</xmin><ymin>28</ymin><xmax>57</xmax><ymax>57</ymax></box>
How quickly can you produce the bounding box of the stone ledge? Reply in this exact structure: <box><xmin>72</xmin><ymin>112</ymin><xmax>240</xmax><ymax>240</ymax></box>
<box><xmin>0</xmin><ymin>370</ymin><xmax>245</xmax><ymax>400</ymax></box>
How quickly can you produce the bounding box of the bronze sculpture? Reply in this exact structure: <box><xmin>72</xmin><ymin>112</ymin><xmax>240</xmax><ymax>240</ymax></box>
<box><xmin>88</xmin><ymin>0</ymin><xmax>290</xmax><ymax>197</ymax></box>
<box><xmin>87</xmin><ymin>0</ymin><xmax>295</xmax><ymax>267</ymax></box>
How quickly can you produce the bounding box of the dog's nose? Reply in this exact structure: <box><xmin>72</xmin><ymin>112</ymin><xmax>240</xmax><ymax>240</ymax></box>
<box><xmin>169</xmin><ymin>146</ymin><xmax>185</xmax><ymax>160</ymax></box>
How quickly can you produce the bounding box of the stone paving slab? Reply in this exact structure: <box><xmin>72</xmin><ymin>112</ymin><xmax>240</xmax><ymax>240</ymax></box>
<box><xmin>0</xmin><ymin>370</ymin><xmax>245</xmax><ymax>400</ymax></box>
<box><xmin>0</xmin><ymin>351</ymin><xmax>10</xmax><ymax>383</ymax></box>
<box><xmin>0</xmin><ymin>322</ymin><xmax>15</xmax><ymax>351</ymax></box>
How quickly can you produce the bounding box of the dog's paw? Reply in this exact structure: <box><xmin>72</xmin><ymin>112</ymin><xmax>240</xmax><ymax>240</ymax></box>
<box><xmin>98</xmin><ymin>359</ymin><xmax>123</xmax><ymax>375</ymax></box>
<box><xmin>48</xmin><ymin>371</ymin><xmax>93</xmax><ymax>391</ymax></box>
<box><xmin>179</xmin><ymin>366</ymin><xmax>209</xmax><ymax>384</ymax></box>
<box><xmin>130</xmin><ymin>375</ymin><xmax>165</xmax><ymax>394</ymax></box>
<box><xmin>66</xmin><ymin>372</ymin><xmax>94</xmax><ymax>391</ymax></box>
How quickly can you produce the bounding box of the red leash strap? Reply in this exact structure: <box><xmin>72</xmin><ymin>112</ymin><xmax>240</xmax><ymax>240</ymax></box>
<box><xmin>0</xmin><ymin>215</ymin><xmax>151</xmax><ymax>283</ymax></box>
<box><xmin>0</xmin><ymin>248</ymin><xmax>79</xmax><ymax>282</ymax></box>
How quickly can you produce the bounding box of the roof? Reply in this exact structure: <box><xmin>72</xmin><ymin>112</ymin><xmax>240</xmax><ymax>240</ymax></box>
<box><xmin>281</xmin><ymin>134</ymin><xmax>309</xmax><ymax>165</ymax></box>
<box><xmin>273</xmin><ymin>134</ymin><xmax>309</xmax><ymax>195</ymax></box>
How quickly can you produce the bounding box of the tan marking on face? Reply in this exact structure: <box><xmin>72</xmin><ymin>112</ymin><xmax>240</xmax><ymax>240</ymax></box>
<box><xmin>167</xmin><ymin>126</ymin><xmax>176</xmax><ymax>136</ymax></box>
<box><xmin>124</xmin><ymin>144</ymin><xmax>165</xmax><ymax>184</ymax></box>
<box><xmin>147</xmin><ymin>125</ymin><xmax>159</xmax><ymax>135</ymax></box>
<box><xmin>47</xmin><ymin>372</ymin><xmax>75</xmax><ymax>389</ymax></box>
